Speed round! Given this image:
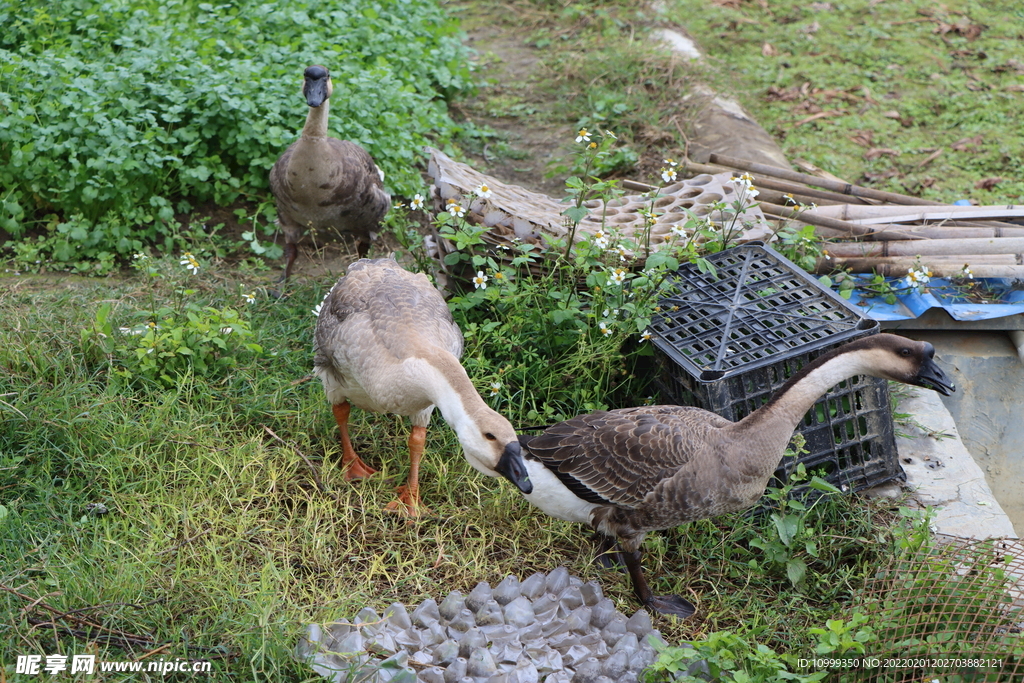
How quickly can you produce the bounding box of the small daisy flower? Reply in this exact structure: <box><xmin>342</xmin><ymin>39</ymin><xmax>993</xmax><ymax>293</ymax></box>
<box><xmin>473</xmin><ymin>271</ymin><xmax>488</xmax><ymax>290</ymax></box>
<box><xmin>592</xmin><ymin>229</ymin><xmax>610</xmax><ymax>250</ymax></box>
<box><xmin>822</xmin><ymin>250</ymin><xmax>832</xmax><ymax>261</ymax></box>
<box><xmin>475</xmin><ymin>184</ymin><xmax>492</xmax><ymax>199</ymax></box>
<box><xmin>670</xmin><ymin>223</ymin><xmax>688</xmax><ymax>239</ymax></box>
<box><xmin>599</xmin><ymin>321</ymin><xmax>613</xmax><ymax>336</ymax></box>
<box><xmin>664</xmin><ymin>158</ymin><xmax>678</xmax><ymax>167</ymax></box>
<box><xmin>959</xmin><ymin>264</ymin><xmax>973</xmax><ymax>279</ymax></box>
<box><xmin>616</xmin><ymin>245</ymin><xmax>629</xmax><ymax>261</ymax></box>
<box><xmin>450</xmin><ymin>203</ymin><xmax>466</xmax><ymax>218</ymax></box>
<box><xmin>179</xmin><ymin>252</ymin><xmax>200</xmax><ymax>274</ymax></box>
<box><xmin>640</xmin><ymin>330</ymin><xmax>652</xmax><ymax>343</ymax></box>
<box><xmin>603</xmin><ymin>130</ymin><xmax>617</xmax><ymax>139</ymax></box>
<box><xmin>575</xmin><ymin>128</ymin><xmax>591</xmax><ymax>143</ymax></box>
<box><xmin>783</xmin><ymin>193</ymin><xmax>796</xmax><ymax>205</ymax></box>
<box><xmin>609</xmin><ymin>268</ymin><xmax>627</xmax><ymax>286</ymax></box>
<box><xmin>133</xmin><ymin>252</ymin><xmax>148</xmax><ymax>260</ymax></box>
<box><xmin>493</xmin><ymin>271</ymin><xmax>506</xmax><ymax>281</ymax></box>
<box><xmin>489</xmin><ymin>381</ymin><xmax>501</xmax><ymax>396</ymax></box>
<box><xmin>904</xmin><ymin>267</ymin><xmax>932</xmax><ymax>289</ymax></box>
<box><xmin>243</xmin><ymin>291</ymin><xmax>257</xmax><ymax>304</ymax></box>
<box><xmin>220</xmin><ymin>327</ymin><xmax>233</xmax><ymax>335</ymax></box>
<box><xmin>588</xmin><ymin>142</ymin><xmax>597</xmax><ymax>149</ymax></box>
<box><xmin>410</xmin><ymin>194</ymin><xmax>424</xmax><ymax>210</ymax></box>
<box><xmin>661</xmin><ymin>167</ymin><xmax>677</xmax><ymax>183</ymax></box>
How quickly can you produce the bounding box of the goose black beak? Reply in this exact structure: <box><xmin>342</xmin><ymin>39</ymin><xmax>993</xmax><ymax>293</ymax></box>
<box><xmin>302</xmin><ymin>67</ymin><xmax>330</xmax><ymax>108</ymax></box>
<box><xmin>913</xmin><ymin>356</ymin><xmax>955</xmax><ymax>396</ymax></box>
<box><xmin>496</xmin><ymin>441</ymin><xmax>532</xmax><ymax>494</ymax></box>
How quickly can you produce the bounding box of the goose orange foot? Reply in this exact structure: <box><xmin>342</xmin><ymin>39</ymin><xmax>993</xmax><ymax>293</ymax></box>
<box><xmin>384</xmin><ymin>485</ymin><xmax>431</xmax><ymax>518</ymax></box>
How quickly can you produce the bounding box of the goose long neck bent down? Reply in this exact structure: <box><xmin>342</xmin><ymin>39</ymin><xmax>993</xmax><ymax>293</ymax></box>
<box><xmin>301</xmin><ymin>98</ymin><xmax>330</xmax><ymax>138</ymax></box>
<box><xmin>417</xmin><ymin>346</ymin><xmax>489</xmax><ymax>440</ymax></box>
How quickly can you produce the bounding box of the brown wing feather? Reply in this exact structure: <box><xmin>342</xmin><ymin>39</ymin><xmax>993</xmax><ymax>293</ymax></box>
<box><xmin>525</xmin><ymin>406</ymin><xmax>731</xmax><ymax>509</ymax></box>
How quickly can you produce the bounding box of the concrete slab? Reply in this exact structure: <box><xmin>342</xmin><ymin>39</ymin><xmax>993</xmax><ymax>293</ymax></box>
<box><xmin>895</xmin><ymin>388</ymin><xmax>1018</xmax><ymax>539</ymax></box>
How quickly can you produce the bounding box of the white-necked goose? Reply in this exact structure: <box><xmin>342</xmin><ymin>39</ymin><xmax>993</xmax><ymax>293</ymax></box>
<box><xmin>515</xmin><ymin>334</ymin><xmax>954</xmax><ymax>618</ymax></box>
<box><xmin>313</xmin><ymin>257</ymin><xmax>532</xmax><ymax>516</ymax></box>
<box><xmin>270</xmin><ymin>65</ymin><xmax>391</xmax><ymax>281</ymax></box>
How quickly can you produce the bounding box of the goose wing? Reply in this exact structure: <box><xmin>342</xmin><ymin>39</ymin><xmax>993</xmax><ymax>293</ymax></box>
<box><xmin>523</xmin><ymin>406</ymin><xmax>729</xmax><ymax>508</ymax></box>
<box><xmin>316</xmin><ymin>259</ymin><xmax>462</xmax><ymax>364</ymax></box>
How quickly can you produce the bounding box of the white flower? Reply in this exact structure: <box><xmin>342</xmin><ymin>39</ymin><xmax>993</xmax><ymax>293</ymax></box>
<box><xmin>575</xmin><ymin>128</ymin><xmax>591</xmax><ymax>143</ymax></box>
<box><xmin>959</xmin><ymin>264</ymin><xmax>973</xmax><ymax>279</ymax></box>
<box><xmin>450</xmin><ymin>203</ymin><xmax>466</xmax><ymax>218</ymax></box>
<box><xmin>661</xmin><ymin>167</ymin><xmax>677</xmax><ymax>183</ymax></box>
<box><xmin>243</xmin><ymin>291</ymin><xmax>256</xmax><ymax>304</ymax></box>
<box><xmin>609</xmin><ymin>268</ymin><xmax>627</xmax><ymax>286</ymax></box>
<box><xmin>616</xmin><ymin>246</ymin><xmax>629</xmax><ymax>261</ymax></box>
<box><xmin>475</xmin><ymin>184</ymin><xmax>493</xmax><ymax>199</ymax></box>
<box><xmin>133</xmin><ymin>252</ymin><xmax>148</xmax><ymax>260</ymax></box>
<box><xmin>603</xmin><ymin>130</ymin><xmax>617</xmax><ymax>139</ymax></box>
<box><xmin>489</xmin><ymin>382</ymin><xmax>501</xmax><ymax>396</ymax></box>
<box><xmin>179</xmin><ymin>252</ymin><xmax>200</xmax><ymax>274</ymax></box>
<box><xmin>473</xmin><ymin>271</ymin><xmax>488</xmax><ymax>290</ymax></box>
<box><xmin>640</xmin><ymin>330</ymin><xmax>652</xmax><ymax>343</ymax></box>
<box><xmin>410</xmin><ymin>193</ymin><xmax>424</xmax><ymax>210</ymax></box>
<box><xmin>904</xmin><ymin>267</ymin><xmax>932</xmax><ymax>289</ymax></box>
<box><xmin>599</xmin><ymin>321</ymin><xmax>612</xmax><ymax>336</ymax></box>
<box><xmin>220</xmin><ymin>327</ymin><xmax>233</xmax><ymax>335</ymax></box>
<box><xmin>592</xmin><ymin>229</ymin><xmax>610</xmax><ymax>250</ymax></box>
<box><xmin>670</xmin><ymin>223</ymin><xmax>688</xmax><ymax>239</ymax></box>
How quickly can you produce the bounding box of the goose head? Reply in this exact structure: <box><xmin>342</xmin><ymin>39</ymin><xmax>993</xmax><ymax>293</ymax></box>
<box><xmin>459</xmin><ymin>409</ymin><xmax>533</xmax><ymax>495</ymax></box>
<box><xmin>302</xmin><ymin>65</ymin><xmax>332</xmax><ymax>108</ymax></box>
<box><xmin>853</xmin><ymin>334</ymin><xmax>955</xmax><ymax>396</ymax></box>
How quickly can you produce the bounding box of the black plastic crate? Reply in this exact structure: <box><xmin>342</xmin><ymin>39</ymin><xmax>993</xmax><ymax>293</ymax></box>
<box><xmin>649</xmin><ymin>243</ymin><xmax>903</xmax><ymax>493</ymax></box>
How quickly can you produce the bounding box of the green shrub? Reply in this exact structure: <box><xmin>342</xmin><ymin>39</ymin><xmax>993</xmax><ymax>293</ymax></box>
<box><xmin>0</xmin><ymin>0</ymin><xmax>472</xmax><ymax>263</ymax></box>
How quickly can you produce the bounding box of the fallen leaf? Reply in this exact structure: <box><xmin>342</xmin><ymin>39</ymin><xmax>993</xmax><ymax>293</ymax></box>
<box><xmin>1006</xmin><ymin>84</ymin><xmax>1024</xmax><ymax>92</ymax></box>
<box><xmin>993</xmin><ymin>59</ymin><xmax>1024</xmax><ymax>74</ymax></box>
<box><xmin>849</xmin><ymin>130</ymin><xmax>875</xmax><ymax>147</ymax></box>
<box><xmin>882</xmin><ymin>110</ymin><xmax>902</xmax><ymax>119</ymax></box>
<box><xmin>801</xmin><ymin>20</ymin><xmax>821</xmax><ymax>35</ymax></box>
<box><xmin>864</xmin><ymin>147</ymin><xmax>901</xmax><ymax>160</ymax></box>
<box><xmin>975</xmin><ymin>177</ymin><xmax>1003</xmax><ymax>190</ymax></box>
<box><xmin>951</xmin><ymin>134</ymin><xmax>983</xmax><ymax>151</ymax></box>
<box><xmin>915</xmin><ymin>148</ymin><xmax>943</xmax><ymax>168</ymax></box>
<box><xmin>809</xmin><ymin>2</ymin><xmax>833</xmax><ymax>10</ymax></box>
<box><xmin>762</xmin><ymin>42</ymin><xmax>777</xmax><ymax>57</ymax></box>
<box><xmin>919</xmin><ymin>177</ymin><xmax>937</xmax><ymax>188</ymax></box>
<box><xmin>793</xmin><ymin>110</ymin><xmax>842</xmax><ymax>127</ymax></box>
<box><xmin>712</xmin><ymin>0</ymin><xmax>742</xmax><ymax>7</ymax></box>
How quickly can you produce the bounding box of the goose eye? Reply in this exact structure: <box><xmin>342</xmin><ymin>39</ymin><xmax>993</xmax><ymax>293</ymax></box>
<box><xmin>900</xmin><ymin>348</ymin><xmax>911</xmax><ymax>357</ymax></box>
<box><xmin>484</xmin><ymin>432</ymin><xmax>497</xmax><ymax>441</ymax></box>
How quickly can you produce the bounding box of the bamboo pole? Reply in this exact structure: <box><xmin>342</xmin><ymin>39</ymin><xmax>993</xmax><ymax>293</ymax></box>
<box><xmin>708</xmin><ymin>153</ymin><xmax>945</xmax><ymax>206</ymax></box>
<box><xmin>808</xmin><ymin>204</ymin><xmax>1024</xmax><ymax>223</ymax></box>
<box><xmin>824</xmin><ymin>237</ymin><xmax>1024</xmax><ymax>258</ymax></box>
<box><xmin>814</xmin><ymin>257</ymin><xmax>1024</xmax><ymax>278</ymax></box>
<box><xmin>759</xmin><ymin>202</ymin><xmax>922</xmax><ymax>239</ymax></box>
<box><xmin>678</xmin><ymin>159</ymin><xmax>862</xmax><ymax>205</ymax></box>
<box><xmin>815</xmin><ymin>225</ymin><xmax>1024</xmax><ymax>240</ymax></box>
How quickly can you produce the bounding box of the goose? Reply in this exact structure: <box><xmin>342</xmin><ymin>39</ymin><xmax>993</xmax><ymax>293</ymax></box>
<box><xmin>270</xmin><ymin>65</ymin><xmax>391</xmax><ymax>282</ymax></box>
<box><xmin>514</xmin><ymin>333</ymin><xmax>954</xmax><ymax>618</ymax></box>
<box><xmin>313</xmin><ymin>257</ymin><xmax>532</xmax><ymax>516</ymax></box>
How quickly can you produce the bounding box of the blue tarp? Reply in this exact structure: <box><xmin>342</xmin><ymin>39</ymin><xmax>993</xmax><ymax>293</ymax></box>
<box><xmin>839</xmin><ymin>277</ymin><xmax>1024</xmax><ymax>321</ymax></box>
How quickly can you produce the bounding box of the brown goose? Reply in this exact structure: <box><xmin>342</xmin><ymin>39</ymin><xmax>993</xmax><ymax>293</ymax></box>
<box><xmin>270</xmin><ymin>65</ymin><xmax>391</xmax><ymax>281</ymax></box>
<box><xmin>313</xmin><ymin>257</ymin><xmax>532</xmax><ymax>516</ymax></box>
<box><xmin>515</xmin><ymin>334</ymin><xmax>954</xmax><ymax>618</ymax></box>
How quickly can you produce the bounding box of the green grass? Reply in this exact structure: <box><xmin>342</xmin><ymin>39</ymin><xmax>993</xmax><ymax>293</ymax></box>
<box><xmin>0</xmin><ymin>261</ymin><xmax>903</xmax><ymax>679</ymax></box>
<box><xmin>667</xmin><ymin>0</ymin><xmax>1024</xmax><ymax>203</ymax></box>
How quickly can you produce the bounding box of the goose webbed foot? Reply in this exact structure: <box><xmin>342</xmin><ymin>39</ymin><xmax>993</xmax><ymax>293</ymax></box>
<box><xmin>644</xmin><ymin>594</ymin><xmax>696</xmax><ymax>619</ymax></box>
<box><xmin>593</xmin><ymin>533</ymin><xmax>626</xmax><ymax>571</ymax></box>
<box><xmin>384</xmin><ymin>484</ymin><xmax>430</xmax><ymax>518</ymax></box>
<box><xmin>622</xmin><ymin>546</ymin><xmax>696</xmax><ymax>621</ymax></box>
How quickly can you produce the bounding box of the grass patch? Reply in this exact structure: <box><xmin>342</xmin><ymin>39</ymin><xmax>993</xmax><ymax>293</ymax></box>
<box><xmin>667</xmin><ymin>0</ymin><xmax>1024</xmax><ymax>202</ymax></box>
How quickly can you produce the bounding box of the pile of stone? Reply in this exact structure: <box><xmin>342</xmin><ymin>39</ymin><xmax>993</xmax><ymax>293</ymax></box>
<box><xmin>296</xmin><ymin>567</ymin><xmax>702</xmax><ymax>683</ymax></box>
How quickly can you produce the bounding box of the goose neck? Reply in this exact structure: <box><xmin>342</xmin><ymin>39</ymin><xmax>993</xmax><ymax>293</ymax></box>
<box><xmin>422</xmin><ymin>349</ymin><xmax>486</xmax><ymax>438</ymax></box>
<box><xmin>739</xmin><ymin>348</ymin><xmax>872</xmax><ymax>436</ymax></box>
<box><xmin>301</xmin><ymin>100</ymin><xmax>330</xmax><ymax>138</ymax></box>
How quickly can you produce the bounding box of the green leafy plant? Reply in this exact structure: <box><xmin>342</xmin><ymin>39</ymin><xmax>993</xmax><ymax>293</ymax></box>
<box><xmin>0</xmin><ymin>0</ymin><xmax>472</xmax><ymax>265</ymax></box>
<box><xmin>808</xmin><ymin>612</ymin><xmax>876</xmax><ymax>656</ymax></box>
<box><xmin>645</xmin><ymin>631</ymin><xmax>828</xmax><ymax>682</ymax></box>
<box><xmin>82</xmin><ymin>252</ymin><xmax>261</xmax><ymax>386</ymax></box>
<box><xmin>748</xmin><ymin>439</ymin><xmax>843</xmax><ymax>588</ymax></box>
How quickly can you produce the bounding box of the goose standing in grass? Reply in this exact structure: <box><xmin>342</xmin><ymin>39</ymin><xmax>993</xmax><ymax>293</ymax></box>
<box><xmin>515</xmin><ymin>334</ymin><xmax>954</xmax><ymax>618</ymax></box>
<box><xmin>313</xmin><ymin>257</ymin><xmax>532</xmax><ymax>516</ymax></box>
<box><xmin>270</xmin><ymin>65</ymin><xmax>391</xmax><ymax>282</ymax></box>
